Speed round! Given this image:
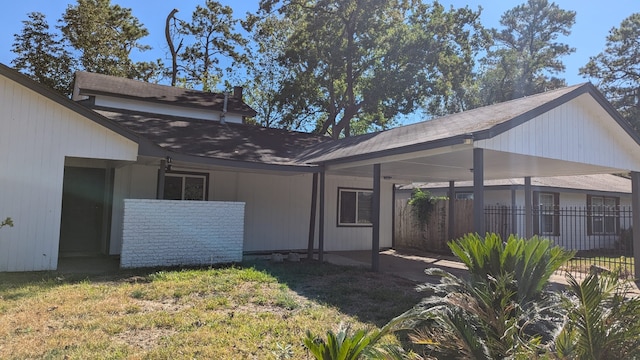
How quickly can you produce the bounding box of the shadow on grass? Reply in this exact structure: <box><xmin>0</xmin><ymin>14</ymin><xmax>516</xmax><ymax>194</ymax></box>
<box><xmin>245</xmin><ymin>258</ymin><xmax>422</xmax><ymax>327</ymax></box>
<box><xmin>0</xmin><ymin>258</ymin><xmax>423</xmax><ymax>328</ymax></box>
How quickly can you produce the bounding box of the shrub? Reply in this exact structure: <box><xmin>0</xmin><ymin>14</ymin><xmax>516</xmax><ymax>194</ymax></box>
<box><xmin>408</xmin><ymin>188</ymin><xmax>446</xmax><ymax>225</ymax></box>
<box><xmin>398</xmin><ymin>233</ymin><xmax>574</xmax><ymax>359</ymax></box>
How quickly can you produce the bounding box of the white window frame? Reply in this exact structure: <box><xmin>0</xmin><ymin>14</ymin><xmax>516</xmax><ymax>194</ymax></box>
<box><xmin>337</xmin><ymin>188</ymin><xmax>373</xmax><ymax>227</ymax></box>
<box><xmin>538</xmin><ymin>193</ymin><xmax>556</xmax><ymax>235</ymax></box>
<box><xmin>590</xmin><ymin>196</ymin><xmax>618</xmax><ymax>235</ymax></box>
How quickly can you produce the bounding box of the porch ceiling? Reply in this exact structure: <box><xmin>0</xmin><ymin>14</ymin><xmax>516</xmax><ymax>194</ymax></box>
<box><xmin>326</xmin><ymin>148</ymin><xmax>625</xmax><ymax>183</ymax></box>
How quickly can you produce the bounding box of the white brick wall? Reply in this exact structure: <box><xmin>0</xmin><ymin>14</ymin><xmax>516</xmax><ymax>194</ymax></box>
<box><xmin>120</xmin><ymin>199</ymin><xmax>245</xmax><ymax>268</ymax></box>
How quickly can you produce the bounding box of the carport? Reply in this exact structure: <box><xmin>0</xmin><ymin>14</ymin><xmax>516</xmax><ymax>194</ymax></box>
<box><xmin>300</xmin><ymin>83</ymin><xmax>640</xmax><ymax>275</ymax></box>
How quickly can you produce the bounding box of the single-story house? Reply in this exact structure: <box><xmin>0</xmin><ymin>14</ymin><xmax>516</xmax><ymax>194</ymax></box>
<box><xmin>396</xmin><ymin>174</ymin><xmax>632</xmax><ymax>250</ymax></box>
<box><xmin>3</xmin><ymin>62</ymin><xmax>640</xmax><ymax>273</ymax></box>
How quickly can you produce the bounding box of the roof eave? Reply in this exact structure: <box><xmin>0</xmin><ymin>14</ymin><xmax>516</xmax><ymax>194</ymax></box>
<box><xmin>312</xmin><ymin>135</ymin><xmax>469</xmax><ymax>166</ymax></box>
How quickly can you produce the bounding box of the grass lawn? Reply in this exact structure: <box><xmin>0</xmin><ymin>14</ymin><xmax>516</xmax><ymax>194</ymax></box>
<box><xmin>561</xmin><ymin>255</ymin><xmax>635</xmax><ymax>279</ymax></box>
<box><xmin>0</xmin><ymin>260</ymin><xmax>423</xmax><ymax>359</ymax></box>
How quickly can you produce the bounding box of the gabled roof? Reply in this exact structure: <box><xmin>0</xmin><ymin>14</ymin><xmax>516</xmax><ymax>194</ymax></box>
<box><xmin>297</xmin><ymin>83</ymin><xmax>640</xmax><ymax>165</ymax></box>
<box><xmin>401</xmin><ymin>174</ymin><xmax>631</xmax><ymax>194</ymax></box>
<box><xmin>5</xmin><ymin>62</ymin><xmax>638</xmax><ymax>177</ymax></box>
<box><xmin>94</xmin><ymin>108</ymin><xmax>330</xmax><ymax>167</ymax></box>
<box><xmin>0</xmin><ymin>63</ymin><xmax>141</xmax><ymax>144</ymax></box>
<box><xmin>73</xmin><ymin>71</ymin><xmax>257</xmax><ymax>117</ymax></box>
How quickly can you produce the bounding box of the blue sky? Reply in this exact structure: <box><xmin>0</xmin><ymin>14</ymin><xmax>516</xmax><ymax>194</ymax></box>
<box><xmin>1</xmin><ymin>0</ymin><xmax>638</xmax><ymax>87</ymax></box>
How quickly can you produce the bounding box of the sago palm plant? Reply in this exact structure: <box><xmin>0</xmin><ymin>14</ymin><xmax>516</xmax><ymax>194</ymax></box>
<box><xmin>553</xmin><ymin>270</ymin><xmax>640</xmax><ymax>359</ymax></box>
<box><xmin>398</xmin><ymin>233</ymin><xmax>574</xmax><ymax>359</ymax></box>
<box><xmin>303</xmin><ymin>317</ymin><xmax>413</xmax><ymax>360</ymax></box>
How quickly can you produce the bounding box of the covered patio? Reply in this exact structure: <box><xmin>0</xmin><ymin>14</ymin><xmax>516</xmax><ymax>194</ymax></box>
<box><xmin>300</xmin><ymin>83</ymin><xmax>640</xmax><ymax>275</ymax></box>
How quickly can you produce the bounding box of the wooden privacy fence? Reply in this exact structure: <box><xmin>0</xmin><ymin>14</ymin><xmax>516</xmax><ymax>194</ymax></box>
<box><xmin>394</xmin><ymin>198</ymin><xmax>473</xmax><ymax>253</ymax></box>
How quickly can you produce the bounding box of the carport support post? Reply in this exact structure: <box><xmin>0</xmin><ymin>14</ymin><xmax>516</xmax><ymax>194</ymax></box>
<box><xmin>631</xmin><ymin>172</ymin><xmax>640</xmax><ymax>278</ymax></box>
<box><xmin>525</xmin><ymin>177</ymin><xmax>533</xmax><ymax>238</ymax></box>
<box><xmin>307</xmin><ymin>172</ymin><xmax>319</xmax><ymax>259</ymax></box>
<box><xmin>318</xmin><ymin>170</ymin><xmax>326</xmax><ymax>263</ymax></box>
<box><xmin>372</xmin><ymin>163</ymin><xmax>381</xmax><ymax>272</ymax></box>
<box><xmin>448</xmin><ymin>181</ymin><xmax>455</xmax><ymax>239</ymax></box>
<box><xmin>473</xmin><ymin>148</ymin><xmax>485</xmax><ymax>235</ymax></box>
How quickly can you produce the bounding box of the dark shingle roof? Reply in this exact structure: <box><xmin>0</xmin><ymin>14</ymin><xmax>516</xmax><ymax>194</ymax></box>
<box><xmin>73</xmin><ymin>71</ymin><xmax>257</xmax><ymax>117</ymax></box>
<box><xmin>92</xmin><ymin>82</ymin><xmax>621</xmax><ymax>169</ymax></box>
<box><xmin>297</xmin><ymin>83</ymin><xmax>597</xmax><ymax>164</ymax></box>
<box><xmin>94</xmin><ymin>108</ymin><xmax>330</xmax><ymax>166</ymax></box>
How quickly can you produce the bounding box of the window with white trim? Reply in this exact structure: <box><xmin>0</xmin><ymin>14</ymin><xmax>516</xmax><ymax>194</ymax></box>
<box><xmin>534</xmin><ymin>191</ymin><xmax>559</xmax><ymax>236</ymax></box>
<box><xmin>539</xmin><ymin>193</ymin><xmax>555</xmax><ymax>234</ymax></box>
<box><xmin>338</xmin><ymin>188</ymin><xmax>373</xmax><ymax>226</ymax></box>
<box><xmin>588</xmin><ymin>195</ymin><xmax>619</xmax><ymax>235</ymax></box>
<box><xmin>163</xmin><ymin>172</ymin><xmax>208</xmax><ymax>200</ymax></box>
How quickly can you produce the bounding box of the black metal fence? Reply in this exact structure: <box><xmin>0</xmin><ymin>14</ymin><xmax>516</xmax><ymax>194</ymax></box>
<box><xmin>484</xmin><ymin>206</ymin><xmax>634</xmax><ymax>279</ymax></box>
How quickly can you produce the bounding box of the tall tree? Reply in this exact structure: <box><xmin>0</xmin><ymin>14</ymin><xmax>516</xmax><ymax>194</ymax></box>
<box><xmin>60</xmin><ymin>0</ymin><xmax>161</xmax><ymax>81</ymax></box>
<box><xmin>165</xmin><ymin>8</ymin><xmax>182</xmax><ymax>87</ymax></box>
<box><xmin>11</xmin><ymin>12</ymin><xmax>76</xmax><ymax>95</ymax></box>
<box><xmin>255</xmin><ymin>0</ymin><xmax>485</xmax><ymax>138</ymax></box>
<box><xmin>580</xmin><ymin>13</ymin><xmax>640</xmax><ymax>131</ymax></box>
<box><xmin>478</xmin><ymin>0</ymin><xmax>575</xmax><ymax>104</ymax></box>
<box><xmin>11</xmin><ymin>0</ymin><xmax>161</xmax><ymax>94</ymax></box>
<box><xmin>242</xmin><ymin>14</ymin><xmax>295</xmax><ymax>128</ymax></box>
<box><xmin>175</xmin><ymin>0</ymin><xmax>248</xmax><ymax>91</ymax></box>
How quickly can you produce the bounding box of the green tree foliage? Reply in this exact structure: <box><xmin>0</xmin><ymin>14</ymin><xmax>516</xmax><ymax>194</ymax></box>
<box><xmin>242</xmin><ymin>14</ymin><xmax>296</xmax><ymax>128</ymax></box>
<box><xmin>173</xmin><ymin>0</ymin><xmax>249</xmax><ymax>91</ymax></box>
<box><xmin>60</xmin><ymin>0</ymin><xmax>160</xmax><ymax>81</ymax></box>
<box><xmin>580</xmin><ymin>13</ymin><xmax>640</xmax><ymax>132</ymax></box>
<box><xmin>252</xmin><ymin>0</ymin><xmax>485</xmax><ymax>138</ymax></box>
<box><xmin>478</xmin><ymin>0</ymin><xmax>575</xmax><ymax>105</ymax></box>
<box><xmin>11</xmin><ymin>0</ymin><xmax>160</xmax><ymax>95</ymax></box>
<box><xmin>11</xmin><ymin>13</ymin><xmax>76</xmax><ymax>95</ymax></box>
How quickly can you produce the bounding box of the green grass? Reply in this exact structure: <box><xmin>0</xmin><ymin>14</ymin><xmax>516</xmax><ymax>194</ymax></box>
<box><xmin>562</xmin><ymin>255</ymin><xmax>635</xmax><ymax>279</ymax></box>
<box><xmin>0</xmin><ymin>260</ymin><xmax>422</xmax><ymax>359</ymax></box>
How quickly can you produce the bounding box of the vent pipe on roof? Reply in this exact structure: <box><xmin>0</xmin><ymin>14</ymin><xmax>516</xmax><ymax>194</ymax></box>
<box><xmin>221</xmin><ymin>92</ymin><xmax>228</xmax><ymax>124</ymax></box>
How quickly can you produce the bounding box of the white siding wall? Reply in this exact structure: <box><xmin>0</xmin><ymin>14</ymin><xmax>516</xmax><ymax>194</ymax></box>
<box><xmin>111</xmin><ymin>167</ymin><xmax>395</xmax><ymax>255</ymax></box>
<box><xmin>109</xmin><ymin>164</ymin><xmax>158</xmax><ymax>254</ymax></box>
<box><xmin>476</xmin><ymin>96</ymin><xmax>640</xmax><ymax>171</ymax></box>
<box><xmin>0</xmin><ymin>75</ymin><xmax>138</xmax><ymax>271</ymax></box>
<box><xmin>120</xmin><ymin>199</ymin><xmax>244</xmax><ymax>268</ymax></box>
<box><xmin>235</xmin><ymin>172</ymin><xmax>314</xmax><ymax>252</ymax></box>
<box><xmin>322</xmin><ymin>175</ymin><xmax>394</xmax><ymax>251</ymax></box>
<box><xmin>111</xmin><ymin>166</ymin><xmax>315</xmax><ymax>253</ymax></box>
<box><xmin>95</xmin><ymin>95</ymin><xmax>244</xmax><ymax>124</ymax></box>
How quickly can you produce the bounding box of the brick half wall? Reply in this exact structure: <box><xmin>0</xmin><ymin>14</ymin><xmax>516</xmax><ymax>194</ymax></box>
<box><xmin>120</xmin><ymin>199</ymin><xmax>245</xmax><ymax>268</ymax></box>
